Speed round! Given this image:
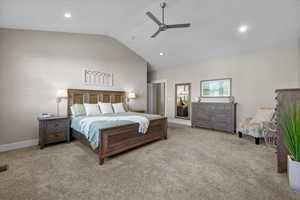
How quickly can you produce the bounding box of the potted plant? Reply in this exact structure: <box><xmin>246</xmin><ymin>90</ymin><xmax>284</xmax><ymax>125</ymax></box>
<box><xmin>282</xmin><ymin>103</ymin><xmax>300</xmax><ymax>192</ymax></box>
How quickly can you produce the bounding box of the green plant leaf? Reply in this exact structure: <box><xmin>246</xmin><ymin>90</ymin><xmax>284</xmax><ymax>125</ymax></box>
<box><xmin>282</xmin><ymin>102</ymin><xmax>300</xmax><ymax>162</ymax></box>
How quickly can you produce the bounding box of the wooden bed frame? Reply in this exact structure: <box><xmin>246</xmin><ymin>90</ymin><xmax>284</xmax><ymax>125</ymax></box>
<box><xmin>67</xmin><ymin>89</ymin><xmax>168</xmax><ymax>165</ymax></box>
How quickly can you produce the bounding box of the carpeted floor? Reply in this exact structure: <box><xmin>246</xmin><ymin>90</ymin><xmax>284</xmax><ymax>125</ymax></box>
<box><xmin>0</xmin><ymin>124</ymin><xmax>299</xmax><ymax>200</ymax></box>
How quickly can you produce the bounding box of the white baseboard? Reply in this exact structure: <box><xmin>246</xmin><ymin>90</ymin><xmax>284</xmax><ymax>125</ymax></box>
<box><xmin>0</xmin><ymin>139</ymin><xmax>38</xmax><ymax>152</ymax></box>
<box><xmin>168</xmin><ymin>118</ymin><xmax>191</xmax><ymax>126</ymax></box>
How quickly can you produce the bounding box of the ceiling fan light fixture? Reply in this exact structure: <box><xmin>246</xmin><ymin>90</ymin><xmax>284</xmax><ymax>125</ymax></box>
<box><xmin>160</xmin><ymin>52</ymin><xmax>164</xmax><ymax>56</ymax></box>
<box><xmin>64</xmin><ymin>12</ymin><xmax>72</xmax><ymax>18</ymax></box>
<box><xmin>239</xmin><ymin>25</ymin><xmax>248</xmax><ymax>33</ymax></box>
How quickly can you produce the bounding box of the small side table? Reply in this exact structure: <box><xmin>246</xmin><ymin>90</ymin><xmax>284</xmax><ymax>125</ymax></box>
<box><xmin>38</xmin><ymin>116</ymin><xmax>70</xmax><ymax>149</ymax></box>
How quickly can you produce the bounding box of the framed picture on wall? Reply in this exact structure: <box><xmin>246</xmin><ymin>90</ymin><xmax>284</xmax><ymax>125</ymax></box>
<box><xmin>200</xmin><ymin>78</ymin><xmax>232</xmax><ymax>98</ymax></box>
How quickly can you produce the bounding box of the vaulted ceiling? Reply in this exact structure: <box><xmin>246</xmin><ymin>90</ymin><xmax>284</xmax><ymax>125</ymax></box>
<box><xmin>1</xmin><ymin>0</ymin><xmax>300</xmax><ymax>71</ymax></box>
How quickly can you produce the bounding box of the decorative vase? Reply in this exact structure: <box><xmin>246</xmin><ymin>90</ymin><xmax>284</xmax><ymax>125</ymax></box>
<box><xmin>288</xmin><ymin>155</ymin><xmax>300</xmax><ymax>192</ymax></box>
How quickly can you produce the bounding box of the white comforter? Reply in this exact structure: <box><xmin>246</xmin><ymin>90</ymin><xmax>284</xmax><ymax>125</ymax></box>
<box><xmin>79</xmin><ymin>115</ymin><xmax>150</xmax><ymax>135</ymax></box>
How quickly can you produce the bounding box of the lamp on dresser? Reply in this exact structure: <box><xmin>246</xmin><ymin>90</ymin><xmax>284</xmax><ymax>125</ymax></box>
<box><xmin>56</xmin><ymin>89</ymin><xmax>68</xmax><ymax>116</ymax></box>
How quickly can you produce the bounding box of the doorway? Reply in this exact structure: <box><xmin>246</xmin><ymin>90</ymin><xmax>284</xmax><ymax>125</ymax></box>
<box><xmin>147</xmin><ymin>81</ymin><xmax>166</xmax><ymax>116</ymax></box>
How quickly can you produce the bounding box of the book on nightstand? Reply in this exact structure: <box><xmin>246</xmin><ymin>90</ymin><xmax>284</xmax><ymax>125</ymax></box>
<box><xmin>37</xmin><ymin>113</ymin><xmax>53</xmax><ymax>119</ymax></box>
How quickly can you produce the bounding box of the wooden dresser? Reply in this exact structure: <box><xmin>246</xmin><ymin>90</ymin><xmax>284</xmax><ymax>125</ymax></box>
<box><xmin>38</xmin><ymin>116</ymin><xmax>70</xmax><ymax>149</ymax></box>
<box><xmin>191</xmin><ymin>102</ymin><xmax>237</xmax><ymax>133</ymax></box>
<box><xmin>275</xmin><ymin>88</ymin><xmax>300</xmax><ymax>173</ymax></box>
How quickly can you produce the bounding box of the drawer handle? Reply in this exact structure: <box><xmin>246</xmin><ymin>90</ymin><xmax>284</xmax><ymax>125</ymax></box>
<box><xmin>54</xmin><ymin>133</ymin><xmax>61</xmax><ymax>137</ymax></box>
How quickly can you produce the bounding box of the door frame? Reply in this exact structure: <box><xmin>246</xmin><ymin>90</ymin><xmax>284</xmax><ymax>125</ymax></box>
<box><xmin>149</xmin><ymin>80</ymin><xmax>167</xmax><ymax>116</ymax></box>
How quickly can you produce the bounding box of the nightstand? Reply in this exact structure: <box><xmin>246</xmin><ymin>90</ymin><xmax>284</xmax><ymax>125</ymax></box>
<box><xmin>38</xmin><ymin>116</ymin><xmax>70</xmax><ymax>149</ymax></box>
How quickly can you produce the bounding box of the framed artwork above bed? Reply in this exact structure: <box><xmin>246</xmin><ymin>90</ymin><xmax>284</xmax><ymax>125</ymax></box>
<box><xmin>83</xmin><ymin>69</ymin><xmax>113</xmax><ymax>86</ymax></box>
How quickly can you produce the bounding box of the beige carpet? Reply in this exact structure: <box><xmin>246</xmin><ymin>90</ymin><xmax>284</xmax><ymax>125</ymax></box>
<box><xmin>0</xmin><ymin>124</ymin><xmax>299</xmax><ymax>200</ymax></box>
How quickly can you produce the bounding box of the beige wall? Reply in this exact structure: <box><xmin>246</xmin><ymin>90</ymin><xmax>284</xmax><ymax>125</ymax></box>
<box><xmin>149</xmin><ymin>44</ymin><xmax>299</xmax><ymax>126</ymax></box>
<box><xmin>0</xmin><ymin>28</ymin><xmax>147</xmax><ymax>145</ymax></box>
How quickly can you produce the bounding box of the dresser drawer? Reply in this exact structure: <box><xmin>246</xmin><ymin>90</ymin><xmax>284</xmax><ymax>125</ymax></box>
<box><xmin>192</xmin><ymin>120</ymin><xmax>212</xmax><ymax>129</ymax></box>
<box><xmin>46</xmin><ymin>131</ymin><xmax>66</xmax><ymax>143</ymax></box>
<box><xmin>193</xmin><ymin>113</ymin><xmax>210</xmax><ymax>121</ymax></box>
<box><xmin>213</xmin><ymin>122</ymin><xmax>234</xmax><ymax>133</ymax></box>
<box><xmin>46</xmin><ymin>120</ymin><xmax>68</xmax><ymax>133</ymax></box>
<box><xmin>212</xmin><ymin>114</ymin><xmax>233</xmax><ymax>123</ymax></box>
<box><xmin>224</xmin><ymin>104</ymin><xmax>234</xmax><ymax>110</ymax></box>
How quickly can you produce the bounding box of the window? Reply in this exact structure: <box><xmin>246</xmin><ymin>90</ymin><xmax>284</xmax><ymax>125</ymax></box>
<box><xmin>200</xmin><ymin>78</ymin><xmax>231</xmax><ymax>97</ymax></box>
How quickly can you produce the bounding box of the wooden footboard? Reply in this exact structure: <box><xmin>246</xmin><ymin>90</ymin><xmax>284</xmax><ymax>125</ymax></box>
<box><xmin>99</xmin><ymin>117</ymin><xmax>167</xmax><ymax>165</ymax></box>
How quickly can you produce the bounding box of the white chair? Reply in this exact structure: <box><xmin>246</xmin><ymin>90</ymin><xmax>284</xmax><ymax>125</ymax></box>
<box><xmin>238</xmin><ymin>107</ymin><xmax>275</xmax><ymax>145</ymax></box>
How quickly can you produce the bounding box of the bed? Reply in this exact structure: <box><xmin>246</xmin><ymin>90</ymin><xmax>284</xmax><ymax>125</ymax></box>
<box><xmin>68</xmin><ymin>89</ymin><xmax>168</xmax><ymax>165</ymax></box>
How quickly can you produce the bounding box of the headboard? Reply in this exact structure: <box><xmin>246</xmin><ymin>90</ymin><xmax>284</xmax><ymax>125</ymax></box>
<box><xmin>67</xmin><ymin>89</ymin><xmax>126</xmax><ymax>116</ymax></box>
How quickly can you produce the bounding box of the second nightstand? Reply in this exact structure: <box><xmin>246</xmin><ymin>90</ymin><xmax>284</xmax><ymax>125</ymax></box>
<box><xmin>38</xmin><ymin>116</ymin><xmax>70</xmax><ymax>149</ymax></box>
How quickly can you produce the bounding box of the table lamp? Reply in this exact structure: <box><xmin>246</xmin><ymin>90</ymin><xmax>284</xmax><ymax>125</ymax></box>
<box><xmin>56</xmin><ymin>89</ymin><xmax>68</xmax><ymax>116</ymax></box>
<box><xmin>127</xmin><ymin>92</ymin><xmax>136</xmax><ymax>110</ymax></box>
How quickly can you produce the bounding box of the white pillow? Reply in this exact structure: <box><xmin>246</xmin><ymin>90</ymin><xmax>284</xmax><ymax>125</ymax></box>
<box><xmin>83</xmin><ymin>104</ymin><xmax>101</xmax><ymax>116</ymax></box>
<box><xmin>123</xmin><ymin>103</ymin><xmax>129</xmax><ymax>112</ymax></box>
<box><xmin>98</xmin><ymin>102</ymin><xmax>114</xmax><ymax>114</ymax></box>
<box><xmin>112</xmin><ymin>103</ymin><xmax>126</xmax><ymax>113</ymax></box>
<box><xmin>70</xmin><ymin>104</ymin><xmax>86</xmax><ymax>117</ymax></box>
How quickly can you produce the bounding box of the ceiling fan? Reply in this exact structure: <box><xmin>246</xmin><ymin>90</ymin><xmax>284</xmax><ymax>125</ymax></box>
<box><xmin>146</xmin><ymin>2</ymin><xmax>191</xmax><ymax>38</ymax></box>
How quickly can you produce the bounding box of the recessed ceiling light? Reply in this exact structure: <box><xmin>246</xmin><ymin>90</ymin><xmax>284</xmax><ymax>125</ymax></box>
<box><xmin>239</xmin><ymin>25</ymin><xmax>248</xmax><ymax>33</ymax></box>
<box><xmin>160</xmin><ymin>52</ymin><xmax>164</xmax><ymax>56</ymax></box>
<box><xmin>64</xmin><ymin>12</ymin><xmax>72</xmax><ymax>18</ymax></box>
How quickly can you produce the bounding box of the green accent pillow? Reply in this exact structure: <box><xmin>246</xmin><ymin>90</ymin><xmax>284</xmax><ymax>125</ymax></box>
<box><xmin>71</xmin><ymin>104</ymin><xmax>86</xmax><ymax>117</ymax></box>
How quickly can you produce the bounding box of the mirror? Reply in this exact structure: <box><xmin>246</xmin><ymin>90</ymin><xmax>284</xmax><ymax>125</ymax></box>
<box><xmin>175</xmin><ymin>83</ymin><xmax>191</xmax><ymax>120</ymax></box>
<box><xmin>200</xmin><ymin>78</ymin><xmax>231</xmax><ymax>97</ymax></box>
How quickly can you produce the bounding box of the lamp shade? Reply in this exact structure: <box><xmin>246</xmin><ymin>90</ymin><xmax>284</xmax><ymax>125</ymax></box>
<box><xmin>56</xmin><ymin>89</ymin><xmax>68</xmax><ymax>98</ymax></box>
<box><xmin>128</xmin><ymin>92</ymin><xmax>136</xmax><ymax>99</ymax></box>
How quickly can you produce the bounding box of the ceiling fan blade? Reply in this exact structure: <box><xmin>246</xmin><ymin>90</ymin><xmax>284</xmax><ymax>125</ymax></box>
<box><xmin>166</xmin><ymin>23</ymin><xmax>191</xmax><ymax>29</ymax></box>
<box><xmin>146</xmin><ymin>12</ymin><xmax>162</xmax><ymax>25</ymax></box>
<box><xmin>151</xmin><ymin>29</ymin><xmax>161</xmax><ymax>38</ymax></box>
